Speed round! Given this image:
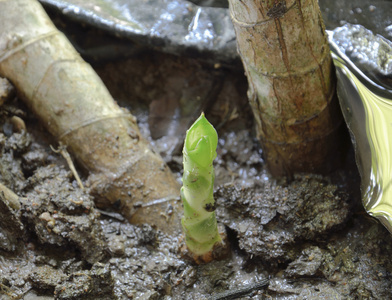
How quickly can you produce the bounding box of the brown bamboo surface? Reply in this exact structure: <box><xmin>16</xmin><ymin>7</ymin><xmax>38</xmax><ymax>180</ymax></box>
<box><xmin>0</xmin><ymin>0</ymin><xmax>181</xmax><ymax>234</ymax></box>
<box><xmin>229</xmin><ymin>0</ymin><xmax>346</xmax><ymax>176</ymax></box>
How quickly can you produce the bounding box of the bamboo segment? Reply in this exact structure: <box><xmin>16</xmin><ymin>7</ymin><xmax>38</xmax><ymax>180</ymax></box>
<box><xmin>0</xmin><ymin>0</ymin><xmax>181</xmax><ymax>234</ymax></box>
<box><xmin>229</xmin><ymin>0</ymin><xmax>345</xmax><ymax>176</ymax></box>
<box><xmin>181</xmin><ymin>113</ymin><xmax>221</xmax><ymax>257</ymax></box>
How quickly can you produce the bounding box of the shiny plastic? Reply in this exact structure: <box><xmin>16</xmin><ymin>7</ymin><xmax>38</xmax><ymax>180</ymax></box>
<box><xmin>39</xmin><ymin>0</ymin><xmax>237</xmax><ymax>63</ymax></box>
<box><xmin>329</xmin><ymin>25</ymin><xmax>392</xmax><ymax>232</ymax></box>
<box><xmin>38</xmin><ymin>0</ymin><xmax>392</xmax><ymax>63</ymax></box>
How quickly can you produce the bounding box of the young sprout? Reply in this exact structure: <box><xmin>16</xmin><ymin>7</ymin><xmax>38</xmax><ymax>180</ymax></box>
<box><xmin>181</xmin><ymin>112</ymin><xmax>223</xmax><ymax>261</ymax></box>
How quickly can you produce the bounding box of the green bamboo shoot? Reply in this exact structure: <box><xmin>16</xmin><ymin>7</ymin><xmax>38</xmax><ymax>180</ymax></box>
<box><xmin>181</xmin><ymin>113</ymin><xmax>222</xmax><ymax>259</ymax></box>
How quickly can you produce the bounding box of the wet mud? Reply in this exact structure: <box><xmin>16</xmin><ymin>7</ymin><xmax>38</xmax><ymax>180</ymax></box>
<box><xmin>1</xmin><ymin>49</ymin><xmax>392</xmax><ymax>300</ymax></box>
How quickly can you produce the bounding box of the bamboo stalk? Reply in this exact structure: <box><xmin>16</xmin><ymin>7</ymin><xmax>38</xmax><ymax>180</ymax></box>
<box><xmin>228</xmin><ymin>0</ymin><xmax>345</xmax><ymax>176</ymax></box>
<box><xmin>0</xmin><ymin>0</ymin><xmax>181</xmax><ymax>234</ymax></box>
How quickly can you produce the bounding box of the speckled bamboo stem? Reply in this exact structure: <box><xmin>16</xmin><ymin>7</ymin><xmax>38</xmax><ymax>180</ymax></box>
<box><xmin>229</xmin><ymin>0</ymin><xmax>345</xmax><ymax>176</ymax></box>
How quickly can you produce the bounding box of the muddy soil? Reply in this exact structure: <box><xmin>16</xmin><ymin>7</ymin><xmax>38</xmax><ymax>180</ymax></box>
<box><xmin>1</xmin><ymin>35</ymin><xmax>392</xmax><ymax>300</ymax></box>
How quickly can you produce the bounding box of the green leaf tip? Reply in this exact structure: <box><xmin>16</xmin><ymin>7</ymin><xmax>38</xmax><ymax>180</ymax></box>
<box><xmin>181</xmin><ymin>113</ymin><xmax>221</xmax><ymax>257</ymax></box>
<box><xmin>184</xmin><ymin>113</ymin><xmax>218</xmax><ymax>168</ymax></box>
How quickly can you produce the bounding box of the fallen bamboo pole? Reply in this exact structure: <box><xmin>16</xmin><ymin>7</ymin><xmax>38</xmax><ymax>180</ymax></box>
<box><xmin>0</xmin><ymin>0</ymin><xmax>181</xmax><ymax>234</ymax></box>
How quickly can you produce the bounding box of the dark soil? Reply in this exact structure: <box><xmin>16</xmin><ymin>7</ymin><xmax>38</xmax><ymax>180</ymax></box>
<box><xmin>1</xmin><ymin>49</ymin><xmax>392</xmax><ymax>300</ymax></box>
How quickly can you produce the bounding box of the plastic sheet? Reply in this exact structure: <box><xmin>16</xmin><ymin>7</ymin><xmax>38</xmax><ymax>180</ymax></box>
<box><xmin>39</xmin><ymin>0</ymin><xmax>237</xmax><ymax>63</ymax></box>
<box><xmin>331</xmin><ymin>24</ymin><xmax>392</xmax><ymax>89</ymax></box>
<box><xmin>329</xmin><ymin>25</ymin><xmax>392</xmax><ymax>232</ymax></box>
<box><xmin>38</xmin><ymin>0</ymin><xmax>392</xmax><ymax>64</ymax></box>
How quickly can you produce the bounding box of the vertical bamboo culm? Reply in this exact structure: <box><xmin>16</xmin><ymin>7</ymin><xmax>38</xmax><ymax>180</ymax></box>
<box><xmin>229</xmin><ymin>0</ymin><xmax>345</xmax><ymax>177</ymax></box>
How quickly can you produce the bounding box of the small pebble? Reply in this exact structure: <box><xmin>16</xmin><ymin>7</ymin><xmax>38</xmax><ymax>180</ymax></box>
<box><xmin>10</xmin><ymin>116</ymin><xmax>26</xmax><ymax>132</ymax></box>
